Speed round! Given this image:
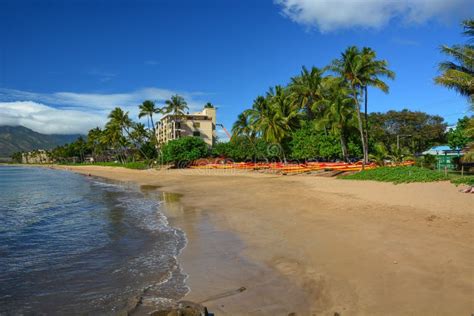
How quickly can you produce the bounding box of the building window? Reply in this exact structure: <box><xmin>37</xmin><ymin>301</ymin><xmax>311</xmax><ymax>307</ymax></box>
<box><xmin>176</xmin><ymin>122</ymin><xmax>181</xmax><ymax>129</ymax></box>
<box><xmin>193</xmin><ymin>131</ymin><xmax>201</xmax><ymax>137</ymax></box>
<box><xmin>193</xmin><ymin>122</ymin><xmax>200</xmax><ymax>128</ymax></box>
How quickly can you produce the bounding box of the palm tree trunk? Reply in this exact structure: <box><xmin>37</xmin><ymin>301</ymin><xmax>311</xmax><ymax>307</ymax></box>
<box><xmin>353</xmin><ymin>95</ymin><xmax>367</xmax><ymax>170</ymax></box>
<box><xmin>363</xmin><ymin>85</ymin><xmax>369</xmax><ymax>164</ymax></box>
<box><xmin>340</xmin><ymin>132</ymin><xmax>349</xmax><ymax>162</ymax></box>
<box><xmin>150</xmin><ymin>114</ymin><xmax>158</xmax><ymax>145</ymax></box>
<box><xmin>124</xmin><ymin>127</ymin><xmax>149</xmax><ymax>161</ymax></box>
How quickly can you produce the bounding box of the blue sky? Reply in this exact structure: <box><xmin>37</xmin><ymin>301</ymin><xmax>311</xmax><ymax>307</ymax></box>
<box><xmin>0</xmin><ymin>0</ymin><xmax>473</xmax><ymax>136</ymax></box>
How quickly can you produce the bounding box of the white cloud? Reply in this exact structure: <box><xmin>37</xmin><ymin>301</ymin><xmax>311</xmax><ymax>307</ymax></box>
<box><xmin>0</xmin><ymin>101</ymin><xmax>104</xmax><ymax>134</ymax></box>
<box><xmin>0</xmin><ymin>87</ymin><xmax>209</xmax><ymax>134</ymax></box>
<box><xmin>275</xmin><ymin>0</ymin><xmax>473</xmax><ymax>32</ymax></box>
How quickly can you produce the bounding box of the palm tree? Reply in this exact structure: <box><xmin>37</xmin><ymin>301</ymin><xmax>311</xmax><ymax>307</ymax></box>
<box><xmin>316</xmin><ymin>77</ymin><xmax>356</xmax><ymax>161</ymax></box>
<box><xmin>107</xmin><ymin>107</ymin><xmax>149</xmax><ymax>160</ymax></box>
<box><xmin>332</xmin><ymin>47</ymin><xmax>367</xmax><ymax>166</ymax></box>
<box><xmin>164</xmin><ymin>94</ymin><xmax>189</xmax><ymax>116</ymax></box>
<box><xmin>289</xmin><ymin>66</ymin><xmax>326</xmax><ymax>119</ymax></box>
<box><xmin>332</xmin><ymin>46</ymin><xmax>394</xmax><ymax>167</ymax></box>
<box><xmin>108</xmin><ymin>107</ymin><xmax>132</xmax><ymax>134</ymax></box>
<box><xmin>232</xmin><ymin>111</ymin><xmax>255</xmax><ymax>140</ymax></box>
<box><xmin>104</xmin><ymin>114</ymin><xmax>128</xmax><ymax>162</ymax></box>
<box><xmin>138</xmin><ymin>100</ymin><xmax>161</xmax><ymax>137</ymax></box>
<box><xmin>130</xmin><ymin>122</ymin><xmax>149</xmax><ymax>145</ymax></box>
<box><xmin>435</xmin><ymin>19</ymin><xmax>473</xmax><ymax>106</ymax></box>
<box><xmin>370</xmin><ymin>143</ymin><xmax>388</xmax><ymax>166</ymax></box>
<box><xmin>360</xmin><ymin>47</ymin><xmax>395</xmax><ymax>152</ymax></box>
<box><xmin>87</xmin><ymin>127</ymin><xmax>104</xmax><ymax>161</ymax></box>
<box><xmin>243</xmin><ymin>86</ymin><xmax>301</xmax><ymax>155</ymax></box>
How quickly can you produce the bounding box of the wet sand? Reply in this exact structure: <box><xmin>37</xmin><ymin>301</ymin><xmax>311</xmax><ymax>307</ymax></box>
<box><xmin>52</xmin><ymin>166</ymin><xmax>473</xmax><ymax>315</ymax></box>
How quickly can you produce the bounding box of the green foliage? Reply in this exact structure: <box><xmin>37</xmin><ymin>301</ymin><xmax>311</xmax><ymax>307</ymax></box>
<box><xmin>164</xmin><ymin>94</ymin><xmax>189</xmax><ymax>116</ymax></box>
<box><xmin>415</xmin><ymin>154</ymin><xmax>437</xmax><ymax>170</ymax></box>
<box><xmin>92</xmin><ymin>161</ymin><xmax>149</xmax><ymax>169</ymax></box>
<box><xmin>243</xmin><ymin>86</ymin><xmax>301</xmax><ymax>144</ymax></box>
<box><xmin>160</xmin><ymin>137</ymin><xmax>209</xmax><ymax>166</ymax></box>
<box><xmin>11</xmin><ymin>152</ymin><xmax>23</xmax><ymax>163</ymax></box>
<box><xmin>369</xmin><ymin>143</ymin><xmax>388</xmax><ymax>166</ymax></box>
<box><xmin>347</xmin><ymin>140</ymin><xmax>363</xmax><ymax>158</ymax></box>
<box><xmin>451</xmin><ymin>176</ymin><xmax>474</xmax><ymax>186</ymax></box>
<box><xmin>435</xmin><ymin>19</ymin><xmax>474</xmax><ymax>105</ymax></box>
<box><xmin>212</xmin><ymin>137</ymin><xmax>279</xmax><ymax>161</ymax></box>
<box><xmin>58</xmin><ymin>161</ymin><xmax>149</xmax><ymax>169</ymax></box>
<box><xmin>341</xmin><ymin>166</ymin><xmax>450</xmax><ymax>184</ymax></box>
<box><xmin>447</xmin><ymin>116</ymin><xmax>473</xmax><ymax>150</ymax></box>
<box><xmin>368</xmin><ymin>109</ymin><xmax>447</xmax><ymax>153</ymax></box>
<box><xmin>290</xmin><ymin>124</ymin><xmax>341</xmax><ymax>160</ymax></box>
<box><xmin>462</xmin><ymin>150</ymin><xmax>474</xmax><ymax>163</ymax></box>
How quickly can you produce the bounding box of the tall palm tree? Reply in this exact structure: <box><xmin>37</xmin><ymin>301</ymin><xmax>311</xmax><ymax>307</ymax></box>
<box><xmin>332</xmin><ymin>46</ymin><xmax>367</xmax><ymax>166</ymax></box>
<box><xmin>289</xmin><ymin>66</ymin><xmax>326</xmax><ymax>119</ymax></box>
<box><xmin>138</xmin><ymin>100</ymin><xmax>161</xmax><ymax>136</ymax></box>
<box><xmin>435</xmin><ymin>19</ymin><xmax>474</xmax><ymax>106</ymax></box>
<box><xmin>332</xmin><ymin>46</ymin><xmax>394</xmax><ymax>166</ymax></box>
<box><xmin>316</xmin><ymin>77</ymin><xmax>356</xmax><ymax>161</ymax></box>
<box><xmin>164</xmin><ymin>94</ymin><xmax>189</xmax><ymax>116</ymax></box>
<box><xmin>360</xmin><ymin>47</ymin><xmax>395</xmax><ymax>153</ymax></box>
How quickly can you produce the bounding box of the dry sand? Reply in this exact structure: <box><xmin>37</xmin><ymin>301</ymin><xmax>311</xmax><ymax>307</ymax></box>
<box><xmin>52</xmin><ymin>166</ymin><xmax>473</xmax><ymax>315</ymax></box>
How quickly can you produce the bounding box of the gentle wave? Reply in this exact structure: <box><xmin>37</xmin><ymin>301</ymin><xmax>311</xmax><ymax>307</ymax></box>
<box><xmin>0</xmin><ymin>166</ymin><xmax>188</xmax><ymax>314</ymax></box>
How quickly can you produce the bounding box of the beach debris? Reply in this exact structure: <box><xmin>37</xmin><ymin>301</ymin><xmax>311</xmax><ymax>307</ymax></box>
<box><xmin>393</xmin><ymin>261</ymin><xmax>398</xmax><ymax>264</ymax></box>
<box><xmin>199</xmin><ymin>286</ymin><xmax>247</xmax><ymax>304</ymax></box>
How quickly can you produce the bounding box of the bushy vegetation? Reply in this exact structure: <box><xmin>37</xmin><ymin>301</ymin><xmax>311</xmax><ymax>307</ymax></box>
<box><xmin>341</xmin><ymin>166</ymin><xmax>450</xmax><ymax>184</ymax></box>
<box><xmin>160</xmin><ymin>137</ymin><xmax>209</xmax><ymax>166</ymax></box>
<box><xmin>212</xmin><ymin>137</ymin><xmax>278</xmax><ymax>161</ymax></box>
<box><xmin>290</xmin><ymin>123</ymin><xmax>343</xmax><ymax>160</ymax></box>
<box><xmin>59</xmin><ymin>161</ymin><xmax>149</xmax><ymax>169</ymax></box>
<box><xmin>451</xmin><ymin>176</ymin><xmax>474</xmax><ymax>186</ymax></box>
<box><xmin>415</xmin><ymin>154</ymin><xmax>438</xmax><ymax>170</ymax></box>
<box><xmin>341</xmin><ymin>166</ymin><xmax>474</xmax><ymax>186</ymax></box>
<box><xmin>90</xmin><ymin>161</ymin><xmax>149</xmax><ymax>169</ymax></box>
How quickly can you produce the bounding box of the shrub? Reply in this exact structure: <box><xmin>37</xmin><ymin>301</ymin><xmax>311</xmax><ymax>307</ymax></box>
<box><xmin>160</xmin><ymin>137</ymin><xmax>209</xmax><ymax>166</ymax></box>
<box><xmin>212</xmin><ymin>137</ymin><xmax>281</xmax><ymax>161</ymax></box>
<box><xmin>341</xmin><ymin>166</ymin><xmax>449</xmax><ymax>184</ymax></box>
<box><xmin>415</xmin><ymin>154</ymin><xmax>437</xmax><ymax>169</ymax></box>
<box><xmin>290</xmin><ymin>124</ymin><xmax>341</xmax><ymax>160</ymax></box>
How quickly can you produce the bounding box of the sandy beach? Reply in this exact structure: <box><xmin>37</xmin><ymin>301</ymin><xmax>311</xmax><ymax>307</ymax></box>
<box><xmin>51</xmin><ymin>165</ymin><xmax>473</xmax><ymax>315</ymax></box>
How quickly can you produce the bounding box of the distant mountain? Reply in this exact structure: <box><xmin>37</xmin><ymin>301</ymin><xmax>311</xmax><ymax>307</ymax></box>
<box><xmin>0</xmin><ymin>126</ymin><xmax>82</xmax><ymax>157</ymax></box>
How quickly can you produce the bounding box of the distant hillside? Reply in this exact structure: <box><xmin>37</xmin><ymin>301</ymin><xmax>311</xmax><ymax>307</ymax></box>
<box><xmin>0</xmin><ymin>126</ymin><xmax>82</xmax><ymax>157</ymax></box>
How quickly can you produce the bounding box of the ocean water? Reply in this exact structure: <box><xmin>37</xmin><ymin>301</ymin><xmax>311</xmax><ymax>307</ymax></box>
<box><xmin>0</xmin><ymin>166</ymin><xmax>188</xmax><ymax>315</ymax></box>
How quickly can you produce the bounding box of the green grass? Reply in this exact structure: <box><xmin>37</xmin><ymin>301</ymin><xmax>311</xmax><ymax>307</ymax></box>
<box><xmin>93</xmin><ymin>162</ymin><xmax>149</xmax><ymax>169</ymax></box>
<box><xmin>340</xmin><ymin>166</ymin><xmax>456</xmax><ymax>184</ymax></box>
<box><xmin>58</xmin><ymin>161</ymin><xmax>149</xmax><ymax>170</ymax></box>
<box><xmin>450</xmin><ymin>176</ymin><xmax>474</xmax><ymax>186</ymax></box>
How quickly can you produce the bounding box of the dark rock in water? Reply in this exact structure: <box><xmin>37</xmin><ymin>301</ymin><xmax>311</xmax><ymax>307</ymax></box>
<box><xmin>150</xmin><ymin>301</ymin><xmax>207</xmax><ymax>316</ymax></box>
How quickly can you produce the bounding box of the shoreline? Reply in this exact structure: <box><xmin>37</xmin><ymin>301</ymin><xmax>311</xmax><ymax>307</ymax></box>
<box><xmin>25</xmin><ymin>165</ymin><xmax>474</xmax><ymax>314</ymax></box>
